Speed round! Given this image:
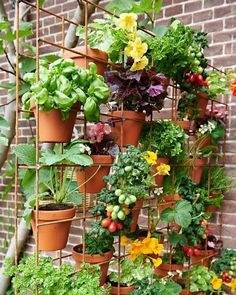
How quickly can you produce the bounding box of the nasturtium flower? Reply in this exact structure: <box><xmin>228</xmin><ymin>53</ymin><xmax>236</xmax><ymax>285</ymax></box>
<box><xmin>152</xmin><ymin>257</ymin><xmax>162</xmax><ymax>268</ymax></box>
<box><xmin>116</xmin><ymin>13</ymin><xmax>137</xmax><ymax>31</ymax></box>
<box><xmin>225</xmin><ymin>278</ymin><xmax>236</xmax><ymax>293</ymax></box>
<box><xmin>230</xmin><ymin>79</ymin><xmax>236</xmax><ymax>96</ymax></box>
<box><xmin>211</xmin><ymin>275</ymin><xmax>222</xmax><ymax>290</ymax></box>
<box><xmin>121</xmin><ymin>235</ymin><xmax>132</xmax><ymax>246</ymax></box>
<box><xmin>130</xmin><ymin>56</ymin><xmax>149</xmax><ymax>71</ymax></box>
<box><xmin>125</xmin><ymin>37</ymin><xmax>148</xmax><ymax>60</ymax></box>
<box><xmin>156</xmin><ymin>163</ymin><xmax>171</xmax><ymax>176</ymax></box>
<box><xmin>142</xmin><ymin>151</ymin><xmax>157</xmax><ymax>165</ymax></box>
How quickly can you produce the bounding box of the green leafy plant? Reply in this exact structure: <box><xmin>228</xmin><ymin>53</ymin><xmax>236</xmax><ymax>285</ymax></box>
<box><xmin>85</xmin><ymin>221</ymin><xmax>114</xmax><ymax>255</ymax></box>
<box><xmin>0</xmin><ymin>116</ymin><xmax>10</xmax><ymax>146</ymax></box>
<box><xmin>140</xmin><ymin>120</ymin><xmax>188</xmax><ymax>160</ymax></box>
<box><xmin>182</xmin><ymin>265</ymin><xmax>216</xmax><ymax>292</ymax></box>
<box><xmin>109</xmin><ymin>254</ymin><xmax>153</xmax><ymax>287</ymax></box>
<box><xmin>196</xmin><ymin>120</ymin><xmax>225</xmax><ymax>145</ymax></box>
<box><xmin>211</xmin><ymin>249</ymin><xmax>236</xmax><ymax>280</ymax></box>
<box><xmin>3</xmin><ymin>256</ymin><xmax>103</xmax><ymax>295</ymax></box>
<box><xmin>22</xmin><ymin>60</ymin><xmax>110</xmax><ymax>122</ymax></box>
<box><xmin>130</xmin><ymin>276</ymin><xmax>182</xmax><ymax>295</ymax></box>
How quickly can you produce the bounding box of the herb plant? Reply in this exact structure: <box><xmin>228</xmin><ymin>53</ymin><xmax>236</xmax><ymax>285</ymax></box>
<box><xmin>140</xmin><ymin>120</ymin><xmax>188</xmax><ymax>160</ymax></box>
<box><xmin>22</xmin><ymin>60</ymin><xmax>110</xmax><ymax>122</ymax></box>
<box><xmin>196</xmin><ymin>120</ymin><xmax>225</xmax><ymax>145</ymax></box>
<box><xmin>211</xmin><ymin>249</ymin><xmax>236</xmax><ymax>279</ymax></box>
<box><xmin>3</xmin><ymin>256</ymin><xmax>103</xmax><ymax>295</ymax></box>
<box><xmin>105</xmin><ymin>68</ymin><xmax>168</xmax><ymax>115</ymax></box>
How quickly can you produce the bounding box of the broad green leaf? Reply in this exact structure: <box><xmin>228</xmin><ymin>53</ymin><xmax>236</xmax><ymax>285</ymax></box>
<box><xmin>22</xmin><ymin>42</ymin><xmax>36</xmax><ymax>54</ymax></box>
<box><xmin>19</xmin><ymin>22</ymin><xmax>33</xmax><ymax>38</ymax></box>
<box><xmin>0</xmin><ymin>116</ymin><xmax>10</xmax><ymax>130</ymax></box>
<box><xmin>160</xmin><ymin>207</ymin><xmax>175</xmax><ymax>223</ymax></box>
<box><xmin>66</xmin><ymin>154</ymin><xmax>93</xmax><ymax>166</ymax></box>
<box><xmin>175</xmin><ymin>211</ymin><xmax>191</xmax><ymax>228</ymax></box>
<box><xmin>168</xmin><ymin>231</ymin><xmax>187</xmax><ymax>247</ymax></box>
<box><xmin>40</xmin><ymin>151</ymin><xmax>65</xmax><ymax>165</ymax></box>
<box><xmin>41</xmin><ymin>54</ymin><xmax>61</xmax><ymax>63</ymax></box>
<box><xmin>0</xmin><ymin>135</ymin><xmax>8</xmax><ymax>146</ymax></box>
<box><xmin>19</xmin><ymin>56</ymin><xmax>36</xmax><ymax>73</ymax></box>
<box><xmin>0</xmin><ymin>82</ymin><xmax>15</xmax><ymax>90</ymax></box>
<box><xmin>66</xmin><ymin>192</ymin><xmax>82</xmax><ymax>205</ymax></box>
<box><xmin>106</xmin><ymin>0</ymin><xmax>134</xmax><ymax>13</ymax></box>
<box><xmin>175</xmin><ymin>199</ymin><xmax>192</xmax><ymax>213</ymax></box>
<box><xmin>14</xmin><ymin>144</ymin><xmax>36</xmax><ymax>165</ymax></box>
<box><xmin>152</xmin><ymin>25</ymin><xmax>168</xmax><ymax>38</ymax></box>
<box><xmin>0</xmin><ymin>21</ymin><xmax>10</xmax><ymax>30</ymax></box>
<box><xmin>0</xmin><ymin>31</ymin><xmax>15</xmax><ymax>41</ymax></box>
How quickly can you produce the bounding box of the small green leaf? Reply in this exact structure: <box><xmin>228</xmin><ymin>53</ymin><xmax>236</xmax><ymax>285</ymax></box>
<box><xmin>66</xmin><ymin>154</ymin><xmax>93</xmax><ymax>166</ymax></box>
<box><xmin>0</xmin><ymin>135</ymin><xmax>8</xmax><ymax>146</ymax></box>
<box><xmin>20</xmin><ymin>56</ymin><xmax>36</xmax><ymax>73</ymax></box>
<box><xmin>19</xmin><ymin>22</ymin><xmax>33</xmax><ymax>38</ymax></box>
<box><xmin>0</xmin><ymin>82</ymin><xmax>15</xmax><ymax>90</ymax></box>
<box><xmin>160</xmin><ymin>207</ymin><xmax>175</xmax><ymax>223</ymax></box>
<box><xmin>0</xmin><ymin>21</ymin><xmax>10</xmax><ymax>30</ymax></box>
<box><xmin>0</xmin><ymin>116</ymin><xmax>10</xmax><ymax>131</ymax></box>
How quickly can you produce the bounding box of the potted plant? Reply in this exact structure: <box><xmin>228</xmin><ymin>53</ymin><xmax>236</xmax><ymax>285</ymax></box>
<box><xmin>3</xmin><ymin>255</ymin><xmax>104</xmax><ymax>295</ymax></box>
<box><xmin>140</xmin><ymin>120</ymin><xmax>188</xmax><ymax>187</ymax></box>
<box><xmin>76</xmin><ymin>122</ymin><xmax>119</xmax><ymax>194</ymax></box>
<box><xmin>14</xmin><ymin>141</ymin><xmax>93</xmax><ymax>251</ymax></box>
<box><xmin>182</xmin><ymin>265</ymin><xmax>222</xmax><ymax>294</ymax></box>
<box><xmin>22</xmin><ymin>59</ymin><xmax>110</xmax><ymax>142</ymax></box>
<box><xmin>72</xmin><ymin>221</ymin><xmax>114</xmax><ymax>286</ymax></box>
<box><xmin>91</xmin><ymin>145</ymin><xmax>154</xmax><ymax>233</ymax></box>
<box><xmin>130</xmin><ymin>276</ymin><xmax>182</xmax><ymax>295</ymax></box>
<box><xmin>105</xmin><ymin>68</ymin><xmax>168</xmax><ymax>146</ymax></box>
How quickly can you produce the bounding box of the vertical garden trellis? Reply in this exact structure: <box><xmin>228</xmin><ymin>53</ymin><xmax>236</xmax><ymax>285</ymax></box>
<box><xmin>13</xmin><ymin>0</ymin><xmax>229</xmax><ymax>294</ymax></box>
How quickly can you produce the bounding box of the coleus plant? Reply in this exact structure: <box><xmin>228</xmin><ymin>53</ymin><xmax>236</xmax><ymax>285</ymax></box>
<box><xmin>105</xmin><ymin>67</ymin><xmax>168</xmax><ymax>115</ymax></box>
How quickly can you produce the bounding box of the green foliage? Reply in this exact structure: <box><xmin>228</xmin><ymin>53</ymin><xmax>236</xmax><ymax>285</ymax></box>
<box><xmin>148</xmin><ymin>21</ymin><xmax>208</xmax><ymax>82</ymax></box>
<box><xmin>140</xmin><ymin>120</ymin><xmax>188</xmax><ymax>160</ymax></box>
<box><xmin>207</xmin><ymin>70</ymin><xmax>232</xmax><ymax>98</ymax></box>
<box><xmin>183</xmin><ymin>265</ymin><xmax>215</xmax><ymax>292</ymax></box>
<box><xmin>0</xmin><ymin>116</ymin><xmax>10</xmax><ymax>146</ymax></box>
<box><xmin>109</xmin><ymin>255</ymin><xmax>153</xmax><ymax>286</ymax></box>
<box><xmin>130</xmin><ymin>276</ymin><xmax>182</xmax><ymax>295</ymax></box>
<box><xmin>160</xmin><ymin>199</ymin><xmax>192</xmax><ymax>228</ymax></box>
<box><xmin>211</xmin><ymin>249</ymin><xmax>236</xmax><ymax>277</ymax></box>
<box><xmin>85</xmin><ymin>221</ymin><xmax>114</xmax><ymax>255</ymax></box>
<box><xmin>22</xmin><ymin>59</ymin><xmax>110</xmax><ymax>122</ymax></box>
<box><xmin>3</xmin><ymin>256</ymin><xmax>103</xmax><ymax>295</ymax></box>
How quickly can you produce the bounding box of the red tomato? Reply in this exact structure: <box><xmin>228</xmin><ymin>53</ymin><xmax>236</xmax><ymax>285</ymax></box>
<box><xmin>204</xmin><ymin>229</ymin><xmax>210</xmax><ymax>235</ymax></box>
<box><xmin>101</xmin><ymin>218</ymin><xmax>111</xmax><ymax>228</ymax></box>
<box><xmin>189</xmin><ymin>75</ymin><xmax>195</xmax><ymax>83</ymax></box>
<box><xmin>193</xmin><ymin>248</ymin><xmax>201</xmax><ymax>256</ymax></box>
<box><xmin>187</xmin><ymin>248</ymin><xmax>194</xmax><ymax>256</ymax></box>
<box><xmin>108</xmin><ymin>221</ymin><xmax>117</xmax><ymax>233</ymax></box>
<box><xmin>201</xmin><ymin>220</ymin><xmax>208</xmax><ymax>227</ymax></box>
<box><xmin>223</xmin><ymin>277</ymin><xmax>232</xmax><ymax>283</ymax></box>
<box><xmin>182</xmin><ymin>245</ymin><xmax>189</xmax><ymax>253</ymax></box>
<box><xmin>196</xmin><ymin>74</ymin><xmax>204</xmax><ymax>85</ymax></box>
<box><xmin>117</xmin><ymin>223</ymin><xmax>124</xmax><ymax>230</ymax></box>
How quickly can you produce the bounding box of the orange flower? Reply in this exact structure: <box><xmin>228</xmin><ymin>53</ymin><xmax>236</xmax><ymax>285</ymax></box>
<box><xmin>230</xmin><ymin>79</ymin><xmax>236</xmax><ymax>96</ymax></box>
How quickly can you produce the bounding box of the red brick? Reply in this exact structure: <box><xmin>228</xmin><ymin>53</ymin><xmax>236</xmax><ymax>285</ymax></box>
<box><xmin>165</xmin><ymin>5</ymin><xmax>183</xmax><ymax>17</ymax></box>
<box><xmin>204</xmin><ymin>0</ymin><xmax>224</xmax><ymax>8</ymax></box>
<box><xmin>205</xmin><ymin>44</ymin><xmax>223</xmax><ymax>56</ymax></box>
<box><xmin>204</xmin><ymin>19</ymin><xmax>223</xmax><ymax>33</ymax></box>
<box><xmin>214</xmin><ymin>5</ymin><xmax>235</xmax><ymax>18</ymax></box>
<box><xmin>213</xmin><ymin>32</ymin><xmax>233</xmax><ymax>43</ymax></box>
<box><xmin>193</xmin><ymin>10</ymin><xmax>213</xmax><ymax>22</ymax></box>
<box><xmin>184</xmin><ymin>1</ymin><xmax>202</xmax><ymax>13</ymax></box>
<box><xmin>225</xmin><ymin>16</ymin><xmax>236</xmax><ymax>29</ymax></box>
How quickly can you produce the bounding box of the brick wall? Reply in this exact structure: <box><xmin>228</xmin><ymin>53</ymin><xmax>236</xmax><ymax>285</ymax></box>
<box><xmin>0</xmin><ymin>0</ymin><xmax>236</xmax><ymax>267</ymax></box>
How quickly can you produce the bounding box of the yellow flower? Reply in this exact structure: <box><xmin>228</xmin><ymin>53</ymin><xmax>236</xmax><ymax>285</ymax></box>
<box><xmin>125</xmin><ymin>37</ymin><xmax>148</xmax><ymax>60</ymax></box>
<box><xmin>211</xmin><ymin>275</ymin><xmax>222</xmax><ymax>290</ymax></box>
<box><xmin>156</xmin><ymin>164</ymin><xmax>171</xmax><ymax>176</ymax></box>
<box><xmin>152</xmin><ymin>257</ymin><xmax>162</xmax><ymax>268</ymax></box>
<box><xmin>121</xmin><ymin>235</ymin><xmax>132</xmax><ymax>246</ymax></box>
<box><xmin>116</xmin><ymin>13</ymin><xmax>137</xmax><ymax>31</ymax></box>
<box><xmin>130</xmin><ymin>56</ymin><xmax>149</xmax><ymax>71</ymax></box>
<box><xmin>225</xmin><ymin>278</ymin><xmax>236</xmax><ymax>293</ymax></box>
<box><xmin>142</xmin><ymin>151</ymin><xmax>157</xmax><ymax>165</ymax></box>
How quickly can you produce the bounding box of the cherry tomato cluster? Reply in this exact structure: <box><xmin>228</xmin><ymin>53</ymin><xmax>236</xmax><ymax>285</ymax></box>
<box><xmin>221</xmin><ymin>271</ymin><xmax>232</xmax><ymax>283</ymax></box>
<box><xmin>182</xmin><ymin>245</ymin><xmax>201</xmax><ymax>257</ymax></box>
<box><xmin>200</xmin><ymin>219</ymin><xmax>211</xmax><ymax>238</ymax></box>
<box><xmin>101</xmin><ymin>218</ymin><xmax>123</xmax><ymax>233</ymax></box>
<box><xmin>186</xmin><ymin>73</ymin><xmax>208</xmax><ymax>87</ymax></box>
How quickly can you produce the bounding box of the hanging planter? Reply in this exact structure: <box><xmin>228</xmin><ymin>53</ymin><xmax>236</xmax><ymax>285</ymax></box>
<box><xmin>32</xmin><ymin>104</ymin><xmax>79</xmax><ymax>143</ymax></box>
<box><xmin>191</xmin><ymin>249</ymin><xmax>218</xmax><ymax>267</ymax></box>
<box><xmin>76</xmin><ymin>155</ymin><xmax>113</xmax><ymax>194</ymax></box>
<box><xmin>196</xmin><ymin>92</ymin><xmax>209</xmax><ymax>119</ymax></box>
<box><xmin>63</xmin><ymin>46</ymin><xmax>108</xmax><ymax>75</ymax></box>
<box><xmin>110</xmin><ymin>284</ymin><xmax>135</xmax><ymax>295</ymax></box>
<box><xmin>72</xmin><ymin>244</ymin><xmax>113</xmax><ymax>286</ymax></box>
<box><xmin>31</xmin><ymin>205</ymin><xmax>75</xmax><ymax>251</ymax></box>
<box><xmin>189</xmin><ymin>158</ymin><xmax>207</xmax><ymax>184</ymax></box>
<box><xmin>154</xmin><ymin>263</ymin><xmax>184</xmax><ymax>281</ymax></box>
<box><xmin>153</xmin><ymin>157</ymin><xmax>169</xmax><ymax>187</ymax></box>
<box><xmin>130</xmin><ymin>199</ymin><xmax>144</xmax><ymax>232</ymax></box>
<box><xmin>175</xmin><ymin>120</ymin><xmax>191</xmax><ymax>133</ymax></box>
<box><xmin>181</xmin><ymin>290</ymin><xmax>201</xmax><ymax>295</ymax></box>
<box><xmin>158</xmin><ymin>194</ymin><xmax>182</xmax><ymax>213</ymax></box>
<box><xmin>109</xmin><ymin>111</ymin><xmax>146</xmax><ymax>147</ymax></box>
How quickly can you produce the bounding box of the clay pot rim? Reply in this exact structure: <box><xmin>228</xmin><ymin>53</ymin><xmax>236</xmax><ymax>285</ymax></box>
<box><xmin>90</xmin><ymin>154</ymin><xmax>113</xmax><ymax>164</ymax></box>
<box><xmin>31</xmin><ymin>102</ymin><xmax>80</xmax><ymax>112</ymax></box>
<box><xmin>33</xmin><ymin>206</ymin><xmax>76</xmax><ymax>221</ymax></box>
<box><xmin>72</xmin><ymin>244</ymin><xmax>113</xmax><ymax>261</ymax></box>
<box><xmin>63</xmin><ymin>46</ymin><xmax>108</xmax><ymax>61</ymax></box>
<box><xmin>109</xmin><ymin>110</ymin><xmax>146</xmax><ymax>121</ymax></box>
<box><xmin>158</xmin><ymin>263</ymin><xmax>184</xmax><ymax>271</ymax></box>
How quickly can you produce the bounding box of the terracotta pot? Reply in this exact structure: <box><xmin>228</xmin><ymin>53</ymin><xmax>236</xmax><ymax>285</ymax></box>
<box><xmin>31</xmin><ymin>206</ymin><xmax>75</xmax><ymax>251</ymax></box>
<box><xmin>191</xmin><ymin>249</ymin><xmax>217</xmax><ymax>267</ymax></box>
<box><xmin>189</xmin><ymin>158</ymin><xmax>206</xmax><ymax>184</ymax></box>
<box><xmin>130</xmin><ymin>199</ymin><xmax>144</xmax><ymax>232</ymax></box>
<box><xmin>76</xmin><ymin>155</ymin><xmax>112</xmax><ymax>194</ymax></box>
<box><xmin>197</xmin><ymin>93</ymin><xmax>209</xmax><ymax>119</ymax></box>
<box><xmin>206</xmin><ymin>204</ymin><xmax>217</xmax><ymax>213</ymax></box>
<box><xmin>175</xmin><ymin>120</ymin><xmax>191</xmax><ymax>133</ymax></box>
<box><xmin>181</xmin><ymin>289</ymin><xmax>201</xmax><ymax>295</ymax></box>
<box><xmin>197</xmin><ymin>135</ymin><xmax>212</xmax><ymax>149</ymax></box>
<box><xmin>110</xmin><ymin>284</ymin><xmax>135</xmax><ymax>295</ymax></box>
<box><xmin>63</xmin><ymin>46</ymin><xmax>108</xmax><ymax>75</ymax></box>
<box><xmin>109</xmin><ymin>111</ymin><xmax>146</xmax><ymax>147</ymax></box>
<box><xmin>153</xmin><ymin>157</ymin><xmax>169</xmax><ymax>187</ymax></box>
<box><xmin>158</xmin><ymin>194</ymin><xmax>182</xmax><ymax>213</ymax></box>
<box><xmin>155</xmin><ymin>263</ymin><xmax>184</xmax><ymax>281</ymax></box>
<box><xmin>32</xmin><ymin>104</ymin><xmax>79</xmax><ymax>143</ymax></box>
<box><xmin>72</xmin><ymin>244</ymin><xmax>113</xmax><ymax>286</ymax></box>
